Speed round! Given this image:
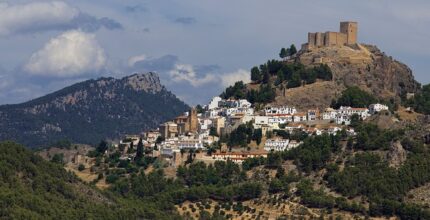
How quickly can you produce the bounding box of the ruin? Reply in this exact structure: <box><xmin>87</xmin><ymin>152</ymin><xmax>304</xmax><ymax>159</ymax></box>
<box><xmin>301</xmin><ymin>21</ymin><xmax>357</xmax><ymax>50</ymax></box>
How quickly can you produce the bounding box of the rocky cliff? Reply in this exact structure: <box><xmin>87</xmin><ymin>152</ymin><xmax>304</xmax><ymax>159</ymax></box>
<box><xmin>0</xmin><ymin>72</ymin><xmax>189</xmax><ymax>148</ymax></box>
<box><xmin>273</xmin><ymin>44</ymin><xmax>420</xmax><ymax>110</ymax></box>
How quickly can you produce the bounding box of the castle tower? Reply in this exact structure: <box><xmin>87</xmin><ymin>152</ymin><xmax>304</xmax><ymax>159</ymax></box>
<box><xmin>340</xmin><ymin>21</ymin><xmax>358</xmax><ymax>44</ymax></box>
<box><xmin>187</xmin><ymin>107</ymin><xmax>198</xmax><ymax>133</ymax></box>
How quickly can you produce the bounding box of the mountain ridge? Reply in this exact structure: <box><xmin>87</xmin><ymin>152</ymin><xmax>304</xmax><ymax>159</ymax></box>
<box><xmin>0</xmin><ymin>72</ymin><xmax>189</xmax><ymax>148</ymax></box>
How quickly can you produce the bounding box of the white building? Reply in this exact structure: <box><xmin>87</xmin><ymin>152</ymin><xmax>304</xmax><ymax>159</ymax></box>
<box><xmin>265</xmin><ymin>106</ymin><xmax>297</xmax><ymax>116</ymax></box>
<box><xmin>369</xmin><ymin>103</ymin><xmax>389</xmax><ymax>114</ymax></box>
<box><xmin>254</xmin><ymin>116</ymin><xmax>269</xmax><ymax>128</ymax></box>
<box><xmin>287</xmin><ymin>140</ymin><xmax>302</xmax><ymax>149</ymax></box>
<box><xmin>338</xmin><ymin>106</ymin><xmax>370</xmax><ymax>119</ymax></box>
<box><xmin>293</xmin><ymin>113</ymin><xmax>307</xmax><ymax>122</ymax></box>
<box><xmin>208</xmin><ymin>96</ymin><xmax>222</xmax><ymax>110</ymax></box>
<box><xmin>322</xmin><ymin>108</ymin><xmax>337</xmax><ymax>120</ymax></box>
<box><xmin>336</xmin><ymin>113</ymin><xmax>351</xmax><ymax>125</ymax></box>
<box><xmin>176</xmin><ymin>139</ymin><xmax>204</xmax><ymax>150</ymax></box>
<box><xmin>221</xmin><ymin>99</ymin><xmax>251</xmax><ymax>108</ymax></box>
<box><xmin>268</xmin><ymin>115</ymin><xmax>294</xmax><ymax>125</ymax></box>
<box><xmin>223</xmin><ymin>107</ymin><xmax>254</xmax><ymax>116</ymax></box>
<box><xmin>264</xmin><ymin>139</ymin><xmax>290</xmax><ymax>152</ymax></box>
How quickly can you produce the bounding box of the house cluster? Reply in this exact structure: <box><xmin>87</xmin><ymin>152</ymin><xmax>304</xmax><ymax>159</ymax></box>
<box><xmin>117</xmin><ymin>96</ymin><xmax>389</xmax><ymax>164</ymax></box>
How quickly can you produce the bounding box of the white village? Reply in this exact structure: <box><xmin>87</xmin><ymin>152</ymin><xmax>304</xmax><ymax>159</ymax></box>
<box><xmin>114</xmin><ymin>96</ymin><xmax>389</xmax><ymax>167</ymax></box>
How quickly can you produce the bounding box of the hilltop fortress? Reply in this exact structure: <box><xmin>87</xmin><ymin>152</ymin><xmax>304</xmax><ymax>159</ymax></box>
<box><xmin>301</xmin><ymin>21</ymin><xmax>358</xmax><ymax>50</ymax></box>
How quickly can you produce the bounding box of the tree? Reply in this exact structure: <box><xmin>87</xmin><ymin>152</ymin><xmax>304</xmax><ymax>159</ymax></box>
<box><xmin>195</xmin><ymin>105</ymin><xmax>205</xmax><ymax>114</ymax></box>
<box><xmin>209</xmin><ymin>127</ymin><xmax>218</xmax><ymax>137</ymax></box>
<box><xmin>279</xmin><ymin>48</ymin><xmax>287</xmax><ymax>59</ymax></box>
<box><xmin>288</xmin><ymin>44</ymin><xmax>297</xmax><ymax>56</ymax></box>
<box><xmin>332</xmin><ymin>86</ymin><xmax>378</xmax><ymax>108</ymax></box>
<box><xmin>252</xmin><ymin>129</ymin><xmax>262</xmax><ymax>145</ymax></box>
<box><xmin>135</xmin><ymin>138</ymin><xmax>144</xmax><ymax>161</ymax></box>
<box><xmin>251</xmin><ymin>66</ymin><xmax>261</xmax><ymax>82</ymax></box>
<box><xmin>78</xmin><ymin>164</ymin><xmax>85</xmax><ymax>171</ymax></box>
<box><xmin>96</xmin><ymin>140</ymin><xmax>108</xmax><ymax>154</ymax></box>
<box><xmin>51</xmin><ymin>153</ymin><xmax>64</xmax><ymax>164</ymax></box>
<box><xmin>129</xmin><ymin>141</ymin><xmax>134</xmax><ymax>152</ymax></box>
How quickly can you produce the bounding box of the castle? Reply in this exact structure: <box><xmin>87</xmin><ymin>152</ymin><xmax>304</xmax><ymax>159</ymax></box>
<box><xmin>301</xmin><ymin>21</ymin><xmax>358</xmax><ymax>50</ymax></box>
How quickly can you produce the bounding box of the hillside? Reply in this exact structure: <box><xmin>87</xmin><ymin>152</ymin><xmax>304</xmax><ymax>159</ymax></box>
<box><xmin>278</xmin><ymin>44</ymin><xmax>420</xmax><ymax>109</ymax></box>
<box><xmin>0</xmin><ymin>141</ymin><xmax>179</xmax><ymax>219</ymax></box>
<box><xmin>0</xmin><ymin>72</ymin><xmax>189</xmax><ymax>148</ymax></box>
<box><xmin>224</xmin><ymin>44</ymin><xmax>421</xmax><ymax>111</ymax></box>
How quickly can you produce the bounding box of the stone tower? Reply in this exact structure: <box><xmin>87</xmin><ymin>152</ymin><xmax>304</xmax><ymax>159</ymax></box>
<box><xmin>187</xmin><ymin>107</ymin><xmax>198</xmax><ymax>133</ymax></box>
<box><xmin>340</xmin><ymin>21</ymin><xmax>358</xmax><ymax>44</ymax></box>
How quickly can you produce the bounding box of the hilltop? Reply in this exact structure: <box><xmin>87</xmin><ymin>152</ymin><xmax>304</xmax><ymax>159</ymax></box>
<box><xmin>0</xmin><ymin>72</ymin><xmax>189</xmax><ymax>148</ymax></box>
<box><xmin>276</xmin><ymin>44</ymin><xmax>420</xmax><ymax>109</ymax></box>
<box><xmin>222</xmin><ymin>22</ymin><xmax>421</xmax><ymax>111</ymax></box>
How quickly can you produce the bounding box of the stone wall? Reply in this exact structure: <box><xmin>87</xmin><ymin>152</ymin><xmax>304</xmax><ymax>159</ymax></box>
<box><xmin>304</xmin><ymin>21</ymin><xmax>357</xmax><ymax>50</ymax></box>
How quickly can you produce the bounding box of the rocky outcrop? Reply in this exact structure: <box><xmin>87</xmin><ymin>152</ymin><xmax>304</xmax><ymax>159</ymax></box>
<box><xmin>0</xmin><ymin>72</ymin><xmax>189</xmax><ymax>148</ymax></box>
<box><xmin>274</xmin><ymin>44</ymin><xmax>420</xmax><ymax>110</ymax></box>
<box><xmin>387</xmin><ymin>140</ymin><xmax>407</xmax><ymax>168</ymax></box>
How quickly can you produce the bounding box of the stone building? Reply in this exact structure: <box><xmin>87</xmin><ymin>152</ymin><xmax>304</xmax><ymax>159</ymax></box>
<box><xmin>187</xmin><ymin>107</ymin><xmax>198</xmax><ymax>133</ymax></box>
<box><xmin>159</xmin><ymin>121</ymin><xmax>178</xmax><ymax>139</ymax></box>
<box><xmin>302</xmin><ymin>21</ymin><xmax>357</xmax><ymax>50</ymax></box>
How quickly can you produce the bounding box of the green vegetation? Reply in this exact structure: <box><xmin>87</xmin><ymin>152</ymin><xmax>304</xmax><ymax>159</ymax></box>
<box><xmin>354</xmin><ymin>123</ymin><xmax>404</xmax><ymax>150</ymax></box>
<box><xmin>220</xmin><ymin>122</ymin><xmax>262</xmax><ymax>149</ymax></box>
<box><xmin>331</xmin><ymin>86</ymin><xmax>378</xmax><ymax>108</ymax></box>
<box><xmin>284</xmin><ymin>134</ymin><xmax>341</xmax><ymax>172</ymax></box>
<box><xmin>0</xmin><ymin>75</ymin><xmax>189</xmax><ymax>148</ymax></box>
<box><xmin>326</xmin><ymin>152</ymin><xmax>430</xmax><ymax>219</ymax></box>
<box><xmin>0</xmin><ymin>141</ymin><xmax>180</xmax><ymax>219</ymax></box>
<box><xmin>221</xmin><ymin>54</ymin><xmax>333</xmax><ymax>105</ymax></box>
<box><xmin>279</xmin><ymin>44</ymin><xmax>297</xmax><ymax>59</ymax></box>
<box><xmin>250</xmin><ymin>61</ymin><xmax>332</xmax><ymax>87</ymax></box>
<box><xmin>404</xmin><ymin>83</ymin><xmax>430</xmax><ymax>115</ymax></box>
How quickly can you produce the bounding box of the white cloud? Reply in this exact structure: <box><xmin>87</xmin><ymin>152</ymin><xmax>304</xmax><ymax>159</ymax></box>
<box><xmin>25</xmin><ymin>30</ymin><xmax>106</xmax><ymax>77</ymax></box>
<box><xmin>169</xmin><ymin>64</ymin><xmax>217</xmax><ymax>87</ymax></box>
<box><xmin>220</xmin><ymin>69</ymin><xmax>250</xmax><ymax>88</ymax></box>
<box><xmin>128</xmin><ymin>54</ymin><xmax>147</xmax><ymax>67</ymax></box>
<box><xmin>0</xmin><ymin>1</ymin><xmax>122</xmax><ymax>36</ymax></box>
<box><xmin>0</xmin><ymin>1</ymin><xmax>78</xmax><ymax>35</ymax></box>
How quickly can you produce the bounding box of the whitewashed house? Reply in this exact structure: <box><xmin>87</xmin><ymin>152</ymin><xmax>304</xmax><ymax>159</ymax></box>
<box><xmin>293</xmin><ymin>113</ymin><xmax>307</xmax><ymax>122</ymax></box>
<box><xmin>264</xmin><ymin>139</ymin><xmax>290</xmax><ymax>152</ymax></box>
<box><xmin>208</xmin><ymin>96</ymin><xmax>222</xmax><ymax>110</ymax></box>
<box><xmin>322</xmin><ymin>108</ymin><xmax>337</xmax><ymax>120</ymax></box>
<box><xmin>369</xmin><ymin>103</ymin><xmax>389</xmax><ymax>114</ymax></box>
<box><xmin>265</xmin><ymin>106</ymin><xmax>297</xmax><ymax>116</ymax></box>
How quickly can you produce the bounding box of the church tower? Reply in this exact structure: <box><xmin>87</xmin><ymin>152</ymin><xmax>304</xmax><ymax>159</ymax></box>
<box><xmin>187</xmin><ymin>107</ymin><xmax>198</xmax><ymax>133</ymax></box>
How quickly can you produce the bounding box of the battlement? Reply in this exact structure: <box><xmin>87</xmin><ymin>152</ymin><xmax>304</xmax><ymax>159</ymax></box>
<box><xmin>302</xmin><ymin>22</ymin><xmax>358</xmax><ymax>50</ymax></box>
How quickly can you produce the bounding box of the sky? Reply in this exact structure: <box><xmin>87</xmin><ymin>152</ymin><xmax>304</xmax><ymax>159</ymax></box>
<box><xmin>0</xmin><ymin>0</ymin><xmax>429</xmax><ymax>106</ymax></box>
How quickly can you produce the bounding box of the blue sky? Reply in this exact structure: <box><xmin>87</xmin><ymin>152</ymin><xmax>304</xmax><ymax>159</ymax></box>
<box><xmin>0</xmin><ymin>0</ymin><xmax>429</xmax><ymax>105</ymax></box>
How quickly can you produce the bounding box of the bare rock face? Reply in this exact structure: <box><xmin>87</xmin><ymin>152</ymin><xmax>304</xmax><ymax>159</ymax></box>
<box><xmin>124</xmin><ymin>72</ymin><xmax>163</xmax><ymax>93</ymax></box>
<box><xmin>275</xmin><ymin>44</ymin><xmax>420</xmax><ymax>110</ymax></box>
<box><xmin>387</xmin><ymin>140</ymin><xmax>407</xmax><ymax>168</ymax></box>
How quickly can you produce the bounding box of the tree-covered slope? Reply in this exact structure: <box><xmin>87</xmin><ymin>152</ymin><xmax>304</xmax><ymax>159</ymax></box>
<box><xmin>0</xmin><ymin>141</ymin><xmax>180</xmax><ymax>219</ymax></box>
<box><xmin>0</xmin><ymin>72</ymin><xmax>189</xmax><ymax>148</ymax></box>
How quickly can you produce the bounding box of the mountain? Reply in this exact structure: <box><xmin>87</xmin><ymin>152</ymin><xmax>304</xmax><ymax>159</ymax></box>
<box><xmin>0</xmin><ymin>72</ymin><xmax>189</xmax><ymax>148</ymax></box>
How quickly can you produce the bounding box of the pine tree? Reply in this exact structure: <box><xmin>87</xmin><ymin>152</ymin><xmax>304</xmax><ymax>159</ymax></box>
<box><xmin>289</xmin><ymin>44</ymin><xmax>297</xmax><ymax>56</ymax></box>
<box><xmin>279</xmin><ymin>48</ymin><xmax>287</xmax><ymax>59</ymax></box>
<box><xmin>250</xmin><ymin>66</ymin><xmax>261</xmax><ymax>82</ymax></box>
<box><xmin>135</xmin><ymin>138</ymin><xmax>144</xmax><ymax>161</ymax></box>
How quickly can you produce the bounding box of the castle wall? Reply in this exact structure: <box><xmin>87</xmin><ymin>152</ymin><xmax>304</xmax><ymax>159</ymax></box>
<box><xmin>304</xmin><ymin>21</ymin><xmax>358</xmax><ymax>50</ymax></box>
<box><xmin>308</xmin><ymin>33</ymin><xmax>316</xmax><ymax>47</ymax></box>
<box><xmin>340</xmin><ymin>21</ymin><xmax>357</xmax><ymax>44</ymax></box>
<box><xmin>315</xmin><ymin>32</ymin><xmax>324</xmax><ymax>46</ymax></box>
